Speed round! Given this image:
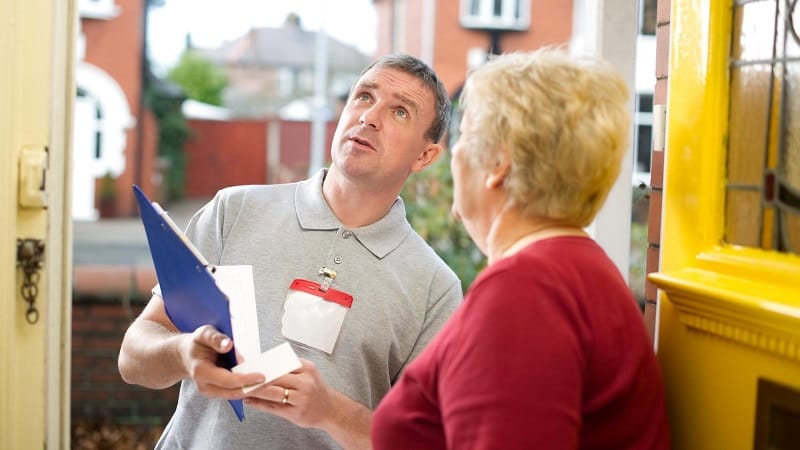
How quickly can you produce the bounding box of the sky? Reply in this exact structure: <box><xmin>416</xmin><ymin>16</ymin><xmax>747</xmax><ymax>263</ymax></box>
<box><xmin>147</xmin><ymin>0</ymin><xmax>377</xmax><ymax>74</ymax></box>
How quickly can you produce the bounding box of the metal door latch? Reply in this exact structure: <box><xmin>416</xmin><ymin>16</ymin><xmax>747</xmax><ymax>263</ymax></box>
<box><xmin>16</xmin><ymin>238</ymin><xmax>45</xmax><ymax>324</ymax></box>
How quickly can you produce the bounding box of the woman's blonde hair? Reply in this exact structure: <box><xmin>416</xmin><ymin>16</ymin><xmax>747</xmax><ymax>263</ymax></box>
<box><xmin>459</xmin><ymin>48</ymin><xmax>630</xmax><ymax>227</ymax></box>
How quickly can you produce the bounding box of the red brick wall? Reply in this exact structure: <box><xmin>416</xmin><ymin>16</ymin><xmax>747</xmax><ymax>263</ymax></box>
<box><xmin>432</xmin><ymin>0</ymin><xmax>573</xmax><ymax>95</ymax></box>
<box><xmin>184</xmin><ymin>118</ymin><xmax>337</xmax><ymax>198</ymax></box>
<box><xmin>72</xmin><ymin>299</ymin><xmax>178</xmax><ymax>425</ymax></box>
<box><xmin>373</xmin><ymin>0</ymin><xmax>573</xmax><ymax>96</ymax></box>
<box><xmin>184</xmin><ymin>119</ymin><xmax>269</xmax><ymax>198</ymax></box>
<box><xmin>278</xmin><ymin>120</ymin><xmax>337</xmax><ymax>169</ymax></box>
<box><xmin>81</xmin><ymin>0</ymin><xmax>159</xmax><ymax>217</ymax></box>
<box><xmin>644</xmin><ymin>0</ymin><xmax>671</xmax><ymax>341</ymax></box>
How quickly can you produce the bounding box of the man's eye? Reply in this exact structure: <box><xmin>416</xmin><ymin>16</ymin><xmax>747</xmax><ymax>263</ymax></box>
<box><xmin>395</xmin><ymin>108</ymin><xmax>408</xmax><ymax>118</ymax></box>
<box><xmin>357</xmin><ymin>93</ymin><xmax>370</xmax><ymax>102</ymax></box>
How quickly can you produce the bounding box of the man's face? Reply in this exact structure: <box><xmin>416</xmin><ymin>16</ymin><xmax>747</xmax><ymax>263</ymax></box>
<box><xmin>330</xmin><ymin>65</ymin><xmax>439</xmax><ymax>188</ymax></box>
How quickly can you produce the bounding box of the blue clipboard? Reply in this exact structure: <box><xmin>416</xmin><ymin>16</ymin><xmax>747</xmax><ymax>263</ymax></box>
<box><xmin>133</xmin><ymin>185</ymin><xmax>244</xmax><ymax>421</ymax></box>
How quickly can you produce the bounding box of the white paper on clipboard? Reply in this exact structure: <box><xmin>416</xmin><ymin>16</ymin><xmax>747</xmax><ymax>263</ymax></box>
<box><xmin>213</xmin><ymin>265</ymin><xmax>261</xmax><ymax>362</ymax></box>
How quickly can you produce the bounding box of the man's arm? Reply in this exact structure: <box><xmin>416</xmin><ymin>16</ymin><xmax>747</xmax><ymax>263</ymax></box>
<box><xmin>244</xmin><ymin>359</ymin><xmax>373</xmax><ymax>450</ymax></box>
<box><xmin>117</xmin><ymin>294</ymin><xmax>264</xmax><ymax>397</ymax></box>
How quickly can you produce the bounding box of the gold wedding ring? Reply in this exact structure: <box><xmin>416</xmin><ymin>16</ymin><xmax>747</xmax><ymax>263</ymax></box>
<box><xmin>282</xmin><ymin>388</ymin><xmax>290</xmax><ymax>405</ymax></box>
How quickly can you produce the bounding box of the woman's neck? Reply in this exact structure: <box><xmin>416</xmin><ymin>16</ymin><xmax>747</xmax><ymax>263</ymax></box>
<box><xmin>486</xmin><ymin>205</ymin><xmax>586</xmax><ymax>264</ymax></box>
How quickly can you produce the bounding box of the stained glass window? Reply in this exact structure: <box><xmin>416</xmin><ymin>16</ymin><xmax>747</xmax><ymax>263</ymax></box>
<box><xmin>727</xmin><ymin>0</ymin><xmax>800</xmax><ymax>253</ymax></box>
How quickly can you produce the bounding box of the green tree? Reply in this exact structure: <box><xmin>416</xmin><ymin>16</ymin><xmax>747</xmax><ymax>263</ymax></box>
<box><xmin>167</xmin><ymin>51</ymin><xmax>227</xmax><ymax>106</ymax></box>
<box><xmin>146</xmin><ymin>79</ymin><xmax>189</xmax><ymax>201</ymax></box>
<box><xmin>401</xmin><ymin>153</ymin><xmax>486</xmax><ymax>294</ymax></box>
<box><xmin>149</xmin><ymin>51</ymin><xmax>226</xmax><ymax>201</ymax></box>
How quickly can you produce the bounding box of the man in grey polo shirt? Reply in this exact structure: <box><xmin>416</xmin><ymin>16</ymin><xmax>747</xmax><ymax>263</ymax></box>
<box><xmin>118</xmin><ymin>53</ymin><xmax>462</xmax><ymax>449</ymax></box>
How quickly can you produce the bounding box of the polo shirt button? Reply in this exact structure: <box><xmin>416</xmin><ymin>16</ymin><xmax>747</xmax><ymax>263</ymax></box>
<box><xmin>342</xmin><ymin>230</ymin><xmax>353</xmax><ymax>239</ymax></box>
<box><xmin>334</xmin><ymin>255</ymin><xmax>343</xmax><ymax>264</ymax></box>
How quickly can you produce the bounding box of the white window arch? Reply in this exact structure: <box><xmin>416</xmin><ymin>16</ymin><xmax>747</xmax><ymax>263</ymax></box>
<box><xmin>74</xmin><ymin>62</ymin><xmax>134</xmax><ymax>177</ymax></box>
<box><xmin>72</xmin><ymin>62</ymin><xmax>134</xmax><ymax>220</ymax></box>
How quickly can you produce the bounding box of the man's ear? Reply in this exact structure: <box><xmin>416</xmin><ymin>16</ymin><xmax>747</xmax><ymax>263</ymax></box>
<box><xmin>411</xmin><ymin>143</ymin><xmax>443</xmax><ymax>173</ymax></box>
<box><xmin>485</xmin><ymin>156</ymin><xmax>510</xmax><ymax>189</ymax></box>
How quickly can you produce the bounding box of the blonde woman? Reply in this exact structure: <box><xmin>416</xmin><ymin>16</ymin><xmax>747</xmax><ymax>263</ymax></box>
<box><xmin>372</xmin><ymin>49</ymin><xmax>671</xmax><ymax>449</ymax></box>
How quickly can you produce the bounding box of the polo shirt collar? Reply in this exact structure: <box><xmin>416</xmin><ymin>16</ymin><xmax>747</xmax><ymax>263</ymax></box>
<box><xmin>295</xmin><ymin>169</ymin><xmax>411</xmax><ymax>259</ymax></box>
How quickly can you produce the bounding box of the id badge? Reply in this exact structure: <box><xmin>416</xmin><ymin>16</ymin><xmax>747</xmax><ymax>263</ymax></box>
<box><xmin>281</xmin><ymin>278</ymin><xmax>353</xmax><ymax>354</ymax></box>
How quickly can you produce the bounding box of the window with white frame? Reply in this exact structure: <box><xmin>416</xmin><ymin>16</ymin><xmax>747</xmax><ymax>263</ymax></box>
<box><xmin>634</xmin><ymin>93</ymin><xmax>653</xmax><ymax>174</ymax></box>
<box><xmin>460</xmin><ymin>0</ymin><xmax>529</xmax><ymax>31</ymax></box>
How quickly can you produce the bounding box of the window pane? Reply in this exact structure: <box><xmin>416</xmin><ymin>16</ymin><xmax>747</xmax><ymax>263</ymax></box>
<box><xmin>726</xmin><ymin>189</ymin><xmax>761</xmax><ymax>246</ymax></box>
<box><xmin>639</xmin><ymin>93</ymin><xmax>653</xmax><ymax>113</ymax></box>
<box><xmin>781</xmin><ymin>210</ymin><xmax>800</xmax><ymax>252</ymax></box>
<box><xmin>460</xmin><ymin>0</ymin><xmax>527</xmax><ymax>30</ymax></box>
<box><xmin>785</xmin><ymin>1</ymin><xmax>799</xmax><ymax>57</ymax></box>
<box><xmin>727</xmin><ymin>0</ymin><xmax>799</xmax><ymax>255</ymax></box>
<box><xmin>781</xmin><ymin>61</ymin><xmax>800</xmax><ymax>193</ymax></box>
<box><xmin>728</xmin><ymin>65</ymin><xmax>770</xmax><ymax>186</ymax></box>
<box><xmin>640</xmin><ymin>0</ymin><xmax>657</xmax><ymax>35</ymax></box>
<box><xmin>731</xmin><ymin>1</ymin><xmax>776</xmax><ymax>61</ymax></box>
<box><xmin>779</xmin><ymin>62</ymin><xmax>800</xmax><ymax>251</ymax></box>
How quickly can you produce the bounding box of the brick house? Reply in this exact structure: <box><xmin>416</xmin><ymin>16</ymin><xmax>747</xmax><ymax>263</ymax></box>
<box><xmin>74</xmin><ymin>0</ymin><xmax>161</xmax><ymax>220</ymax></box>
<box><xmin>373</xmin><ymin>0</ymin><xmax>573</xmax><ymax>97</ymax></box>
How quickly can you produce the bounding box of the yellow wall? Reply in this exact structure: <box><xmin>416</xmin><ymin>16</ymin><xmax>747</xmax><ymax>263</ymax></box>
<box><xmin>0</xmin><ymin>0</ymin><xmax>75</xmax><ymax>448</ymax></box>
<box><xmin>650</xmin><ymin>0</ymin><xmax>800</xmax><ymax>448</ymax></box>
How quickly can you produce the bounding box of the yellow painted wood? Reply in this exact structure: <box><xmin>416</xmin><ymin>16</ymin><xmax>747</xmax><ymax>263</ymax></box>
<box><xmin>1</xmin><ymin>0</ymin><xmax>50</xmax><ymax>445</ymax></box>
<box><xmin>0</xmin><ymin>0</ymin><xmax>73</xmax><ymax>448</ymax></box>
<box><xmin>46</xmin><ymin>1</ymin><xmax>77</xmax><ymax>447</ymax></box>
<box><xmin>652</xmin><ymin>0</ymin><xmax>800</xmax><ymax>448</ymax></box>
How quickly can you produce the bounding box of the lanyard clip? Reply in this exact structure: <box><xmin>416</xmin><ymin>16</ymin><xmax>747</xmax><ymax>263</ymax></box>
<box><xmin>318</xmin><ymin>266</ymin><xmax>337</xmax><ymax>292</ymax></box>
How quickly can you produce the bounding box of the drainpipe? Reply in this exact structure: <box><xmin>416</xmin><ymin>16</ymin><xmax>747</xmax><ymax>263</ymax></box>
<box><xmin>134</xmin><ymin>0</ymin><xmax>154</xmax><ymax>205</ymax></box>
<box><xmin>488</xmin><ymin>29</ymin><xmax>502</xmax><ymax>55</ymax></box>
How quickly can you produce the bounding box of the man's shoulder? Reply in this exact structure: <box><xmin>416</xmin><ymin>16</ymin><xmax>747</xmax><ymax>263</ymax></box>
<box><xmin>215</xmin><ymin>182</ymin><xmax>299</xmax><ymax>206</ymax></box>
<box><xmin>400</xmin><ymin>230</ymin><xmax>461</xmax><ymax>284</ymax></box>
<box><xmin>218</xmin><ymin>182</ymin><xmax>296</xmax><ymax>198</ymax></box>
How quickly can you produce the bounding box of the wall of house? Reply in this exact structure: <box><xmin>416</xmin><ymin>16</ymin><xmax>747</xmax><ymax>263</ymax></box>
<box><xmin>81</xmin><ymin>0</ymin><xmax>159</xmax><ymax>217</ymax></box>
<box><xmin>643</xmin><ymin>0</ymin><xmax>670</xmax><ymax>340</ymax></box>
<box><xmin>431</xmin><ymin>0</ymin><xmax>573</xmax><ymax>95</ymax></box>
<box><xmin>373</xmin><ymin>0</ymin><xmax>572</xmax><ymax>97</ymax></box>
<box><xmin>72</xmin><ymin>299</ymin><xmax>178</xmax><ymax>427</ymax></box>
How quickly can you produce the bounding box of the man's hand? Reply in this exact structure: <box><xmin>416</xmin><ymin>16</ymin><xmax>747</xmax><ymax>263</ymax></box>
<box><xmin>243</xmin><ymin>358</ymin><xmax>336</xmax><ymax>427</ymax></box>
<box><xmin>178</xmin><ymin>324</ymin><xmax>265</xmax><ymax>399</ymax></box>
<box><xmin>118</xmin><ymin>294</ymin><xmax>264</xmax><ymax>395</ymax></box>
<box><xmin>244</xmin><ymin>358</ymin><xmax>373</xmax><ymax>449</ymax></box>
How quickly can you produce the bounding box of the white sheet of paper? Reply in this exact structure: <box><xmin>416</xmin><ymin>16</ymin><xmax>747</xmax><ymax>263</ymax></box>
<box><xmin>213</xmin><ymin>265</ymin><xmax>261</xmax><ymax>361</ymax></box>
<box><xmin>232</xmin><ymin>342</ymin><xmax>302</xmax><ymax>394</ymax></box>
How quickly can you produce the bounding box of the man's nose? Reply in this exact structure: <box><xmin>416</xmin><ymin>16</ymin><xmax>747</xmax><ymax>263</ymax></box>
<box><xmin>359</xmin><ymin>105</ymin><xmax>380</xmax><ymax>129</ymax></box>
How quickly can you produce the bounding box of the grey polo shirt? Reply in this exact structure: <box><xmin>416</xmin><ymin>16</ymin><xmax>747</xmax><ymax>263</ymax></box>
<box><xmin>155</xmin><ymin>169</ymin><xmax>462</xmax><ymax>450</ymax></box>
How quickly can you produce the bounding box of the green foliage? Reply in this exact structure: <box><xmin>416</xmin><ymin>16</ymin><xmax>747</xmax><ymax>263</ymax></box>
<box><xmin>401</xmin><ymin>154</ymin><xmax>486</xmax><ymax>294</ymax></box>
<box><xmin>98</xmin><ymin>171</ymin><xmax>117</xmax><ymax>201</ymax></box>
<box><xmin>167</xmin><ymin>51</ymin><xmax>227</xmax><ymax>106</ymax></box>
<box><xmin>629</xmin><ymin>219</ymin><xmax>648</xmax><ymax>308</ymax></box>
<box><xmin>402</xmin><ymin>156</ymin><xmax>652</xmax><ymax>305</ymax></box>
<box><xmin>146</xmin><ymin>83</ymin><xmax>189</xmax><ymax>201</ymax></box>
<box><xmin>147</xmin><ymin>50</ymin><xmax>226</xmax><ymax>201</ymax></box>
<box><xmin>629</xmin><ymin>184</ymin><xmax>652</xmax><ymax>309</ymax></box>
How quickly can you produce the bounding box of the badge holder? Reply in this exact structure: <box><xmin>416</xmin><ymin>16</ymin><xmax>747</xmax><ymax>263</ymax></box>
<box><xmin>280</xmin><ymin>267</ymin><xmax>353</xmax><ymax>354</ymax></box>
